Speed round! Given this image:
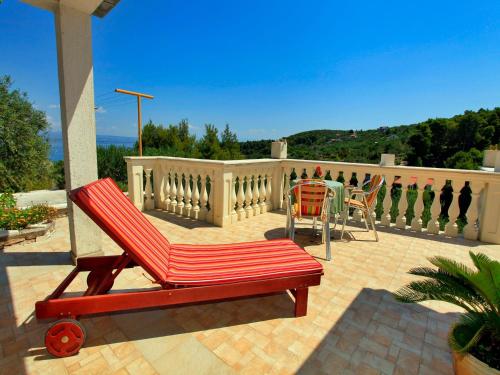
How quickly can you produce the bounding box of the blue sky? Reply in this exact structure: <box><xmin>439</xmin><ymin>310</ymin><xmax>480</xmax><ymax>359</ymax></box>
<box><xmin>1</xmin><ymin>0</ymin><xmax>500</xmax><ymax>140</ymax></box>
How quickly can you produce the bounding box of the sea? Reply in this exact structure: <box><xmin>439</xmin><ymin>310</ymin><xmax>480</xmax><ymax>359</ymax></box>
<box><xmin>49</xmin><ymin>132</ymin><xmax>137</xmax><ymax>161</ymax></box>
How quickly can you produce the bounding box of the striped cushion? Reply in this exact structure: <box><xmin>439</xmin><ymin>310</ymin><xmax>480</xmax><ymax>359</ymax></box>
<box><xmin>168</xmin><ymin>239</ymin><xmax>323</xmax><ymax>286</ymax></box>
<box><xmin>70</xmin><ymin>178</ymin><xmax>171</xmax><ymax>283</ymax></box>
<box><xmin>70</xmin><ymin>178</ymin><xmax>323</xmax><ymax>287</ymax></box>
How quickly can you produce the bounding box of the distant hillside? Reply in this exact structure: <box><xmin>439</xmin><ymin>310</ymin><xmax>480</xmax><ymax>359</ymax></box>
<box><xmin>240</xmin><ymin>124</ymin><xmax>415</xmax><ymax>164</ymax></box>
<box><xmin>239</xmin><ymin>107</ymin><xmax>500</xmax><ymax>169</ymax></box>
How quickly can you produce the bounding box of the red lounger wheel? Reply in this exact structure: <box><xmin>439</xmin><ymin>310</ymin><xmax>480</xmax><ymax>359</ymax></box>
<box><xmin>45</xmin><ymin>319</ymin><xmax>86</xmax><ymax>357</ymax></box>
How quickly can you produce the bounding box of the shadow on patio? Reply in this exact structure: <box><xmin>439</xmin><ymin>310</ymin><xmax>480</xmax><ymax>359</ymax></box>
<box><xmin>297</xmin><ymin>288</ymin><xmax>458</xmax><ymax>374</ymax></box>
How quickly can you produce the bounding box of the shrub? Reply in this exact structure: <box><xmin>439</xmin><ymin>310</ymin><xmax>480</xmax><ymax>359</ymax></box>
<box><xmin>0</xmin><ymin>192</ymin><xmax>57</xmax><ymax>230</ymax></box>
<box><xmin>51</xmin><ymin>160</ymin><xmax>65</xmax><ymax>189</ymax></box>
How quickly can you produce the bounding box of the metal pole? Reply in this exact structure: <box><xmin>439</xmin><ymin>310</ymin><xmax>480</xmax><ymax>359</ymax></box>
<box><xmin>114</xmin><ymin>88</ymin><xmax>154</xmax><ymax>157</ymax></box>
<box><xmin>137</xmin><ymin>96</ymin><xmax>142</xmax><ymax>156</ymax></box>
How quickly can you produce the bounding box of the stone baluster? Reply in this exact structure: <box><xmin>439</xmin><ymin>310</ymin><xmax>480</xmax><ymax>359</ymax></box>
<box><xmin>163</xmin><ymin>171</ymin><xmax>171</xmax><ymax>210</ymax></box>
<box><xmin>445</xmin><ymin>179</ymin><xmax>464</xmax><ymax>237</ymax></box>
<box><xmin>266</xmin><ymin>174</ymin><xmax>273</xmax><ymax>211</ymax></box>
<box><xmin>236</xmin><ymin>175</ymin><xmax>245</xmax><ymax>220</ymax></box>
<box><xmin>259</xmin><ymin>174</ymin><xmax>267</xmax><ymax>213</ymax></box>
<box><xmin>282</xmin><ymin>172</ymin><xmax>290</xmax><ymax>209</ymax></box>
<box><xmin>184</xmin><ymin>173</ymin><xmax>192</xmax><ymax>217</ymax></box>
<box><xmin>200</xmin><ymin>176</ymin><xmax>209</xmax><ymax>221</ymax></box>
<box><xmin>245</xmin><ymin>175</ymin><xmax>253</xmax><ymax>218</ymax></box>
<box><xmin>231</xmin><ymin>175</ymin><xmax>238</xmax><ymax>223</ymax></box>
<box><xmin>380</xmin><ymin>174</ymin><xmax>394</xmax><ymax>226</ymax></box>
<box><xmin>144</xmin><ymin>168</ymin><xmax>154</xmax><ymax>210</ymax></box>
<box><xmin>352</xmin><ymin>170</ymin><xmax>363</xmax><ymax>222</ymax></box>
<box><xmin>464</xmin><ymin>181</ymin><xmax>483</xmax><ymax>240</ymax></box>
<box><xmin>426</xmin><ymin>178</ymin><xmax>445</xmax><ymax>234</ymax></box>
<box><xmin>170</xmin><ymin>172</ymin><xmax>177</xmax><ymax>212</ymax></box>
<box><xmin>176</xmin><ymin>173</ymin><xmax>185</xmax><ymax>215</ymax></box>
<box><xmin>207</xmin><ymin>175</ymin><xmax>214</xmax><ymax>223</ymax></box>
<box><xmin>396</xmin><ymin>175</ymin><xmax>408</xmax><ymax>229</ymax></box>
<box><xmin>191</xmin><ymin>174</ymin><xmax>200</xmax><ymax>220</ymax></box>
<box><xmin>410</xmin><ymin>179</ymin><xmax>426</xmax><ymax>232</ymax></box>
<box><xmin>252</xmin><ymin>174</ymin><xmax>260</xmax><ymax>216</ymax></box>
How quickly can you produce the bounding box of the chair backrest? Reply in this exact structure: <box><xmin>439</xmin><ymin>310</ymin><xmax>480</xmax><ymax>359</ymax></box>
<box><xmin>365</xmin><ymin>175</ymin><xmax>384</xmax><ymax>208</ymax></box>
<box><xmin>70</xmin><ymin>178</ymin><xmax>170</xmax><ymax>284</ymax></box>
<box><xmin>291</xmin><ymin>179</ymin><xmax>328</xmax><ymax>218</ymax></box>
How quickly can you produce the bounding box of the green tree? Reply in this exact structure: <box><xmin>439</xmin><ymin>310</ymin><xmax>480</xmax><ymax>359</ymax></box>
<box><xmin>199</xmin><ymin>124</ymin><xmax>223</xmax><ymax>159</ymax></box>
<box><xmin>407</xmin><ymin>124</ymin><xmax>431</xmax><ymax>166</ymax></box>
<box><xmin>445</xmin><ymin>148</ymin><xmax>483</xmax><ymax>170</ymax></box>
<box><xmin>220</xmin><ymin>124</ymin><xmax>243</xmax><ymax>159</ymax></box>
<box><xmin>0</xmin><ymin>76</ymin><xmax>52</xmax><ymax>192</ymax></box>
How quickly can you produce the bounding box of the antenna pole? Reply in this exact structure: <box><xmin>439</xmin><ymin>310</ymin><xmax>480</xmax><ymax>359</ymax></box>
<box><xmin>114</xmin><ymin>88</ymin><xmax>154</xmax><ymax>156</ymax></box>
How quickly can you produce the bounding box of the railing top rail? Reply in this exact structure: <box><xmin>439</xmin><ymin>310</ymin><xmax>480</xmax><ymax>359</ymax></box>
<box><xmin>124</xmin><ymin>156</ymin><xmax>499</xmax><ymax>180</ymax></box>
<box><xmin>124</xmin><ymin>156</ymin><xmax>278</xmax><ymax>166</ymax></box>
<box><xmin>282</xmin><ymin>158</ymin><xmax>500</xmax><ymax>179</ymax></box>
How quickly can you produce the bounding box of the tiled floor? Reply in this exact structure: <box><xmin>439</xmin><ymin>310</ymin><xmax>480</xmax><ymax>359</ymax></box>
<box><xmin>1</xmin><ymin>210</ymin><xmax>498</xmax><ymax>375</ymax></box>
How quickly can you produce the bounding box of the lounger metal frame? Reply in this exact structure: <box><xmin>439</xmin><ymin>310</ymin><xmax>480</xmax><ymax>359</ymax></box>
<box><xmin>35</xmin><ymin>253</ymin><xmax>322</xmax><ymax>320</ymax></box>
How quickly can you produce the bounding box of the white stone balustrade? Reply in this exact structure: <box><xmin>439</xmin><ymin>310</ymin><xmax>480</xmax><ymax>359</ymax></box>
<box><xmin>125</xmin><ymin>156</ymin><xmax>500</xmax><ymax>244</ymax></box>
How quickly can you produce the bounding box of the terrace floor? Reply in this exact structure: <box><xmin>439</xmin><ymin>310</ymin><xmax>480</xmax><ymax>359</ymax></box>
<box><xmin>1</xmin><ymin>210</ymin><xmax>499</xmax><ymax>375</ymax></box>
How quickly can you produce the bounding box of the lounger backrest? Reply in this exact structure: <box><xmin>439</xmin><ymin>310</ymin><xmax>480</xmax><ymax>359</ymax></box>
<box><xmin>70</xmin><ymin>178</ymin><xmax>170</xmax><ymax>284</ymax></box>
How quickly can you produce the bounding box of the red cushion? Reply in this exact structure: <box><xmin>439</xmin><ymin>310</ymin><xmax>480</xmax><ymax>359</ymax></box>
<box><xmin>70</xmin><ymin>178</ymin><xmax>323</xmax><ymax>287</ymax></box>
<box><xmin>168</xmin><ymin>239</ymin><xmax>323</xmax><ymax>286</ymax></box>
<box><xmin>70</xmin><ymin>178</ymin><xmax>171</xmax><ymax>283</ymax></box>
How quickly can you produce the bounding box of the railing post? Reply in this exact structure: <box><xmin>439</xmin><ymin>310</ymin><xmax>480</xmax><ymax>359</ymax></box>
<box><xmin>479</xmin><ymin>180</ymin><xmax>500</xmax><ymax>244</ymax></box>
<box><xmin>126</xmin><ymin>161</ymin><xmax>144</xmax><ymax>210</ymax></box>
<box><xmin>212</xmin><ymin>167</ymin><xmax>233</xmax><ymax>227</ymax></box>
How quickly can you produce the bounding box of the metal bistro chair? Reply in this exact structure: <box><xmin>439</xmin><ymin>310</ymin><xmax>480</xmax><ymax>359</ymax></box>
<box><xmin>286</xmin><ymin>179</ymin><xmax>335</xmax><ymax>261</ymax></box>
<box><xmin>341</xmin><ymin>175</ymin><xmax>384</xmax><ymax>241</ymax></box>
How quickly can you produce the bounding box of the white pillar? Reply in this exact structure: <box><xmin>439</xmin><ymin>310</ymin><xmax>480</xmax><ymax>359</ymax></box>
<box><xmin>55</xmin><ymin>4</ymin><xmax>102</xmax><ymax>260</ymax></box>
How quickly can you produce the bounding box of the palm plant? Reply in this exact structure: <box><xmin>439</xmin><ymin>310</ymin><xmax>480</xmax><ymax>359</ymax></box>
<box><xmin>394</xmin><ymin>251</ymin><xmax>500</xmax><ymax>370</ymax></box>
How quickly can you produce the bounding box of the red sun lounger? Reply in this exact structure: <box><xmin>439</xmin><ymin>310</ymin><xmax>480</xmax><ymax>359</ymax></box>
<box><xmin>35</xmin><ymin>178</ymin><xmax>323</xmax><ymax>357</ymax></box>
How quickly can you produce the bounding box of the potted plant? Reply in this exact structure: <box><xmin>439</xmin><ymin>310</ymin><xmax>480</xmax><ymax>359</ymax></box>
<box><xmin>394</xmin><ymin>251</ymin><xmax>499</xmax><ymax>374</ymax></box>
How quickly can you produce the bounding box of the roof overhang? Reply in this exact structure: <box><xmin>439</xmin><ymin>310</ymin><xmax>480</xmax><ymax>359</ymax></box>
<box><xmin>20</xmin><ymin>0</ymin><xmax>120</xmax><ymax>17</ymax></box>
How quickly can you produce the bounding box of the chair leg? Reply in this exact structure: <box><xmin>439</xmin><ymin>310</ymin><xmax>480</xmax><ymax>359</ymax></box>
<box><xmin>340</xmin><ymin>201</ymin><xmax>351</xmax><ymax>240</ymax></box>
<box><xmin>294</xmin><ymin>287</ymin><xmax>309</xmax><ymax>317</ymax></box>
<box><xmin>362</xmin><ymin>210</ymin><xmax>370</xmax><ymax>232</ymax></box>
<box><xmin>332</xmin><ymin>213</ymin><xmax>338</xmax><ymax>230</ymax></box>
<box><xmin>325</xmin><ymin>218</ymin><xmax>331</xmax><ymax>261</ymax></box>
<box><xmin>290</xmin><ymin>217</ymin><xmax>295</xmax><ymax>241</ymax></box>
<box><xmin>368</xmin><ymin>209</ymin><xmax>379</xmax><ymax>241</ymax></box>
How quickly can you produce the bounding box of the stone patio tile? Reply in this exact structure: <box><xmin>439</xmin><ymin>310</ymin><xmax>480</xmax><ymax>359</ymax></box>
<box><xmin>1</xmin><ymin>212</ymin><xmax>498</xmax><ymax>374</ymax></box>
